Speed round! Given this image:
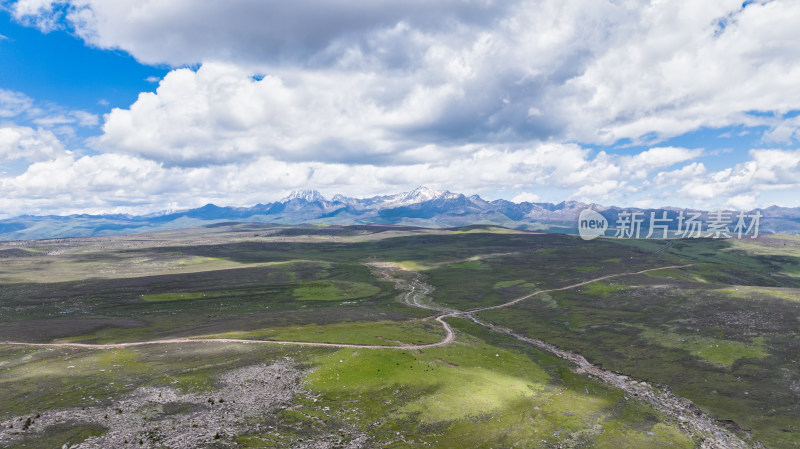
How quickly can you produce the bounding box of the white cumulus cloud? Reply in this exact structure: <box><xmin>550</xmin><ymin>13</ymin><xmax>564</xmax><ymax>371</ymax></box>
<box><xmin>0</xmin><ymin>125</ymin><xmax>64</xmax><ymax>163</ymax></box>
<box><xmin>5</xmin><ymin>0</ymin><xmax>800</xmax><ymax>213</ymax></box>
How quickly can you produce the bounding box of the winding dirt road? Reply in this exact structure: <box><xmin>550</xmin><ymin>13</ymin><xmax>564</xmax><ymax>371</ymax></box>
<box><xmin>2</xmin><ymin>261</ymin><xmax>764</xmax><ymax>447</ymax></box>
<box><xmin>466</xmin><ymin>264</ymin><xmax>694</xmax><ymax>314</ymax></box>
<box><xmin>1</xmin><ymin>271</ymin><xmax>455</xmax><ymax>351</ymax></box>
<box><xmin>2</xmin><ymin>264</ymin><xmax>688</xmax><ymax>351</ymax></box>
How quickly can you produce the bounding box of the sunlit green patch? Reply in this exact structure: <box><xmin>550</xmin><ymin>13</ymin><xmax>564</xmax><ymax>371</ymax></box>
<box><xmin>642</xmin><ymin>266</ymin><xmax>711</xmax><ymax>284</ymax></box>
<box><xmin>174</xmin><ymin>256</ymin><xmax>223</xmax><ymax>266</ymax></box>
<box><xmin>141</xmin><ymin>291</ymin><xmax>211</xmax><ymax>302</ymax></box>
<box><xmin>200</xmin><ymin>320</ymin><xmax>445</xmax><ymax>346</ymax></box>
<box><xmin>392</xmin><ymin>261</ymin><xmax>433</xmax><ymax>271</ymax></box>
<box><xmin>582</xmin><ymin>281</ymin><xmax>628</xmax><ymax>296</ymax></box>
<box><xmin>401</xmin><ymin>366</ymin><xmax>545</xmax><ymax>422</ymax></box>
<box><xmin>0</xmin><ymin>254</ymin><xmax>261</xmax><ymax>284</ymax></box>
<box><xmin>767</xmin><ymin>234</ymin><xmax>800</xmax><ymax>242</ymax></box>
<box><xmin>292</xmin><ymin>280</ymin><xmax>381</xmax><ymax>301</ymax></box>
<box><xmin>727</xmin><ymin>236</ymin><xmax>800</xmax><ymax>258</ymax></box>
<box><xmin>779</xmin><ymin>264</ymin><xmax>800</xmax><ymax>278</ymax></box>
<box><xmin>718</xmin><ymin>285</ymin><xmax>800</xmax><ymax>303</ymax></box>
<box><xmin>305</xmin><ymin>339</ymin><xmax>552</xmax><ymax>418</ymax></box>
<box><xmin>593</xmin><ymin>422</ymin><xmax>692</xmax><ymax>448</ymax></box>
<box><xmin>450</xmin><ymin>260</ymin><xmax>484</xmax><ymax>269</ymax></box>
<box><xmin>493</xmin><ymin>279</ymin><xmax>526</xmax><ymax>288</ymax></box>
<box><xmin>574</xmin><ymin>266</ymin><xmax>601</xmax><ymax>272</ymax></box>
<box><xmin>300</xmin><ymin>332</ymin><xmax>692</xmax><ymax>447</ymax></box>
<box><xmin>0</xmin><ymin>348</ymin><xmax>144</xmax><ymax>384</ymax></box>
<box><xmin>535</xmin><ymin>292</ymin><xmax>559</xmax><ymax>309</ymax></box>
<box><xmin>639</xmin><ymin>328</ymin><xmax>769</xmax><ymax>368</ymax></box>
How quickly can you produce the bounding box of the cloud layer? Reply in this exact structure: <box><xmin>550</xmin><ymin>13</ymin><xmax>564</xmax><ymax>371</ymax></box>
<box><xmin>3</xmin><ymin>0</ymin><xmax>800</xmax><ymax>216</ymax></box>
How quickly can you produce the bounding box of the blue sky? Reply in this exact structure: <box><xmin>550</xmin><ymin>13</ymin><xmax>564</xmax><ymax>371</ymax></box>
<box><xmin>0</xmin><ymin>11</ymin><xmax>167</xmax><ymax>115</ymax></box>
<box><xmin>1</xmin><ymin>0</ymin><xmax>800</xmax><ymax>217</ymax></box>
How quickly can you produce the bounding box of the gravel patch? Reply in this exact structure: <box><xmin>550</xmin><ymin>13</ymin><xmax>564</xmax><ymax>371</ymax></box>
<box><xmin>0</xmin><ymin>360</ymin><xmax>303</xmax><ymax>448</ymax></box>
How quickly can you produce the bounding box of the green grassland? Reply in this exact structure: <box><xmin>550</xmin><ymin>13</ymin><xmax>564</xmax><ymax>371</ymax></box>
<box><xmin>201</xmin><ymin>319</ymin><xmax>445</xmax><ymax>346</ymax></box>
<box><xmin>0</xmin><ymin>325</ymin><xmax>694</xmax><ymax>448</ymax></box>
<box><xmin>292</xmin><ymin>280</ymin><xmax>381</xmax><ymax>301</ymax></box>
<box><xmin>636</xmin><ymin>328</ymin><xmax>769</xmax><ymax>368</ymax></box>
<box><xmin>0</xmin><ymin>342</ymin><xmax>310</xmax><ymax>417</ymax></box>
<box><xmin>0</xmin><ymin>224</ymin><xmax>798</xmax><ymax>447</ymax></box>
<box><xmin>476</xmin><ymin>236</ymin><xmax>800</xmax><ymax>448</ymax></box>
<box><xmin>290</xmin><ymin>322</ymin><xmax>694</xmax><ymax>448</ymax></box>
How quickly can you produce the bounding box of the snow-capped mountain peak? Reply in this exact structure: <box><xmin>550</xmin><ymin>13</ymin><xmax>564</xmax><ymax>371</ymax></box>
<box><xmin>281</xmin><ymin>190</ymin><xmax>326</xmax><ymax>203</ymax></box>
<box><xmin>402</xmin><ymin>186</ymin><xmax>443</xmax><ymax>202</ymax></box>
<box><xmin>373</xmin><ymin>186</ymin><xmax>457</xmax><ymax>207</ymax></box>
<box><xmin>331</xmin><ymin>193</ymin><xmax>354</xmax><ymax>203</ymax></box>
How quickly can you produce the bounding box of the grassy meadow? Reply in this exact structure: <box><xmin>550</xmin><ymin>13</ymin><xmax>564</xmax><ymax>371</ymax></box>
<box><xmin>0</xmin><ymin>224</ymin><xmax>797</xmax><ymax>447</ymax></box>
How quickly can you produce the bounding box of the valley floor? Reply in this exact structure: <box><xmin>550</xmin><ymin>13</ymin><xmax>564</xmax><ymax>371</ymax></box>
<box><xmin>0</xmin><ymin>224</ymin><xmax>798</xmax><ymax>447</ymax></box>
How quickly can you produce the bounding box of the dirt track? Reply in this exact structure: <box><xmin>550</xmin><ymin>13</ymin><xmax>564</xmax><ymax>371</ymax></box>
<box><xmin>1</xmin><ymin>261</ymin><xmax>764</xmax><ymax>447</ymax></box>
<box><xmin>466</xmin><ymin>264</ymin><xmax>694</xmax><ymax>313</ymax></box>
<box><xmin>2</xmin><ymin>264</ymin><xmax>690</xmax><ymax>351</ymax></box>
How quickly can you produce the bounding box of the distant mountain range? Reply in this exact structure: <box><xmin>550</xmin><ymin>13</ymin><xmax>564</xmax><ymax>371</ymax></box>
<box><xmin>1</xmin><ymin>186</ymin><xmax>799</xmax><ymax>241</ymax></box>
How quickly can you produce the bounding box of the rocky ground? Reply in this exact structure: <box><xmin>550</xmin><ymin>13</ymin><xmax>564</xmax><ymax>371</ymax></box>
<box><xmin>468</xmin><ymin>315</ymin><xmax>767</xmax><ymax>449</ymax></box>
<box><xmin>0</xmin><ymin>360</ymin><xmax>327</xmax><ymax>448</ymax></box>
